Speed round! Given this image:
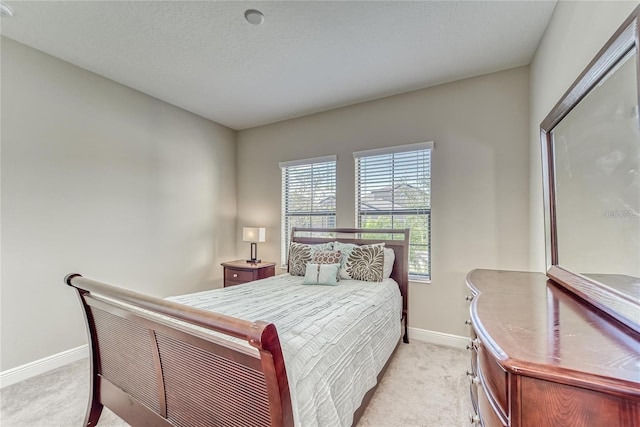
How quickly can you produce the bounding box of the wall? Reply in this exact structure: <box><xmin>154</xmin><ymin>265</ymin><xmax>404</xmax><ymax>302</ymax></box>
<box><xmin>528</xmin><ymin>0</ymin><xmax>639</xmax><ymax>272</ymax></box>
<box><xmin>0</xmin><ymin>38</ymin><xmax>237</xmax><ymax>370</ymax></box>
<box><xmin>237</xmin><ymin>67</ymin><xmax>531</xmax><ymax>338</ymax></box>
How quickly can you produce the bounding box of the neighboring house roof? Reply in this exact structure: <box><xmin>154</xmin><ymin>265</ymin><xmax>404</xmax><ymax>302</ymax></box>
<box><xmin>361</xmin><ymin>183</ymin><xmax>430</xmax><ymax>211</ymax></box>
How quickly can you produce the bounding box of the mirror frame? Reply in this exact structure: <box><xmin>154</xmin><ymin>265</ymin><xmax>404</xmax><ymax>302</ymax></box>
<box><xmin>540</xmin><ymin>6</ymin><xmax>640</xmax><ymax>332</ymax></box>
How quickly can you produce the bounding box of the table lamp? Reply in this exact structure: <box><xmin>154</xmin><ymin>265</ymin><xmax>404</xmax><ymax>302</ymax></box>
<box><xmin>242</xmin><ymin>227</ymin><xmax>266</xmax><ymax>263</ymax></box>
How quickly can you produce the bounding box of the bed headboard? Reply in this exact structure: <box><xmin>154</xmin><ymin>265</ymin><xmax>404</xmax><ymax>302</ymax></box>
<box><xmin>290</xmin><ymin>227</ymin><xmax>410</xmax><ymax>343</ymax></box>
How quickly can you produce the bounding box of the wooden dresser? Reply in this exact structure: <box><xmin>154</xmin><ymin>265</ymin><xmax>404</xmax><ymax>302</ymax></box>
<box><xmin>466</xmin><ymin>269</ymin><xmax>640</xmax><ymax>427</ymax></box>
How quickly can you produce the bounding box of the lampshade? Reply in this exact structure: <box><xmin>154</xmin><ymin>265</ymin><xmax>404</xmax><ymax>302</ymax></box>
<box><xmin>242</xmin><ymin>227</ymin><xmax>266</xmax><ymax>243</ymax></box>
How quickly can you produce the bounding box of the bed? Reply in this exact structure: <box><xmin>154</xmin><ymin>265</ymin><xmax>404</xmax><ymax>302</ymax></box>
<box><xmin>66</xmin><ymin>227</ymin><xmax>410</xmax><ymax>427</ymax></box>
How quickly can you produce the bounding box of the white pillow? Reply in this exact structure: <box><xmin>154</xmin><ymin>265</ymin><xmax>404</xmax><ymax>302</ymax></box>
<box><xmin>383</xmin><ymin>247</ymin><xmax>395</xmax><ymax>279</ymax></box>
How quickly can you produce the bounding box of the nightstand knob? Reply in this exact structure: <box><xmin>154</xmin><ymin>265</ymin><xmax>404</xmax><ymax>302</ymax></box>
<box><xmin>233</xmin><ymin>273</ymin><xmax>238</xmax><ymax>278</ymax></box>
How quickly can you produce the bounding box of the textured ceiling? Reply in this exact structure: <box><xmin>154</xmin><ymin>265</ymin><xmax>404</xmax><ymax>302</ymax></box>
<box><xmin>1</xmin><ymin>1</ymin><xmax>556</xmax><ymax>130</ymax></box>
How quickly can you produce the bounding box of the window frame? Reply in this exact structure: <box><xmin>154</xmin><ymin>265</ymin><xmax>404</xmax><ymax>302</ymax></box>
<box><xmin>279</xmin><ymin>155</ymin><xmax>337</xmax><ymax>266</ymax></box>
<box><xmin>354</xmin><ymin>142</ymin><xmax>433</xmax><ymax>281</ymax></box>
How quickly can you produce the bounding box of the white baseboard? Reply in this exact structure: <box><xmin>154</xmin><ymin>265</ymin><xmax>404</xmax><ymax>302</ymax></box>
<box><xmin>0</xmin><ymin>344</ymin><xmax>88</xmax><ymax>389</ymax></box>
<box><xmin>408</xmin><ymin>327</ymin><xmax>468</xmax><ymax>349</ymax></box>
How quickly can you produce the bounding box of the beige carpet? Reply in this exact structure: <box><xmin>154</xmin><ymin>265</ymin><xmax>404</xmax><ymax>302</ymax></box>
<box><xmin>0</xmin><ymin>341</ymin><xmax>471</xmax><ymax>426</ymax></box>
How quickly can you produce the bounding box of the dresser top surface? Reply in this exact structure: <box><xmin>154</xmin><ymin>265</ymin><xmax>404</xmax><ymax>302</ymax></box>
<box><xmin>467</xmin><ymin>269</ymin><xmax>640</xmax><ymax>393</ymax></box>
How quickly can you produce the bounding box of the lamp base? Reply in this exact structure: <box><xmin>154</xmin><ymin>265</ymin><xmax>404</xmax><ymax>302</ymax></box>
<box><xmin>247</xmin><ymin>242</ymin><xmax>260</xmax><ymax>264</ymax></box>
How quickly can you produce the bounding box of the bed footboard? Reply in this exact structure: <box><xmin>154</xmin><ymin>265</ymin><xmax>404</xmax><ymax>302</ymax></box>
<box><xmin>65</xmin><ymin>274</ymin><xmax>293</xmax><ymax>427</ymax></box>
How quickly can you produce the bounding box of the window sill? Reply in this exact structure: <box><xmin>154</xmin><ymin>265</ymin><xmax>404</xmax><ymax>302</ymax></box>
<box><xmin>409</xmin><ymin>275</ymin><xmax>431</xmax><ymax>284</ymax></box>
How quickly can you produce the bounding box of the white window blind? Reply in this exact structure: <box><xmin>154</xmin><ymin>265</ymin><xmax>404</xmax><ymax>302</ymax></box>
<box><xmin>280</xmin><ymin>156</ymin><xmax>337</xmax><ymax>265</ymax></box>
<box><xmin>355</xmin><ymin>142</ymin><xmax>432</xmax><ymax>279</ymax></box>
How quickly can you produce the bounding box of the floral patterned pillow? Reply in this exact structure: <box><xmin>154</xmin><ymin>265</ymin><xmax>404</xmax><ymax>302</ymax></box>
<box><xmin>288</xmin><ymin>242</ymin><xmax>334</xmax><ymax>276</ymax></box>
<box><xmin>334</xmin><ymin>241</ymin><xmax>387</xmax><ymax>281</ymax></box>
<box><xmin>344</xmin><ymin>243</ymin><xmax>385</xmax><ymax>282</ymax></box>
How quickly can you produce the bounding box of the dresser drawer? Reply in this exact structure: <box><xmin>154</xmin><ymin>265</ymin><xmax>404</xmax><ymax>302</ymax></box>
<box><xmin>477</xmin><ymin>383</ymin><xmax>507</xmax><ymax>427</ymax></box>
<box><xmin>469</xmin><ymin>329</ymin><xmax>478</xmax><ymax>376</ymax></box>
<box><xmin>519</xmin><ymin>376</ymin><xmax>640</xmax><ymax>427</ymax></box>
<box><xmin>466</xmin><ymin>321</ymin><xmax>480</xmax><ymax>412</ymax></box>
<box><xmin>470</xmin><ymin>382</ymin><xmax>479</xmax><ymax>414</ymax></box>
<box><xmin>224</xmin><ymin>268</ymin><xmax>255</xmax><ymax>284</ymax></box>
<box><xmin>478</xmin><ymin>344</ymin><xmax>508</xmax><ymax>419</ymax></box>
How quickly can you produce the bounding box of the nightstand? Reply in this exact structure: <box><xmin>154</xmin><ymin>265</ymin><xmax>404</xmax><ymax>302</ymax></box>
<box><xmin>221</xmin><ymin>260</ymin><xmax>276</xmax><ymax>287</ymax></box>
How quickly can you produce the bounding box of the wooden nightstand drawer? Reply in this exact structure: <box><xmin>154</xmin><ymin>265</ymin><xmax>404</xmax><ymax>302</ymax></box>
<box><xmin>221</xmin><ymin>260</ymin><xmax>276</xmax><ymax>287</ymax></box>
<box><xmin>225</xmin><ymin>268</ymin><xmax>254</xmax><ymax>284</ymax></box>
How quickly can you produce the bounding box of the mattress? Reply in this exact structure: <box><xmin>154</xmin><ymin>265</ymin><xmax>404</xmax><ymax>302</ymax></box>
<box><xmin>168</xmin><ymin>273</ymin><xmax>402</xmax><ymax>427</ymax></box>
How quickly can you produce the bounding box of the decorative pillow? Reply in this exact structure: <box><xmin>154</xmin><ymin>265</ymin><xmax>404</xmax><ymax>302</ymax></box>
<box><xmin>345</xmin><ymin>243</ymin><xmax>385</xmax><ymax>282</ymax></box>
<box><xmin>312</xmin><ymin>250</ymin><xmax>342</xmax><ymax>265</ymax></box>
<box><xmin>383</xmin><ymin>247</ymin><xmax>395</xmax><ymax>279</ymax></box>
<box><xmin>312</xmin><ymin>250</ymin><xmax>342</xmax><ymax>280</ymax></box>
<box><xmin>302</xmin><ymin>263</ymin><xmax>340</xmax><ymax>286</ymax></box>
<box><xmin>334</xmin><ymin>241</ymin><xmax>387</xmax><ymax>280</ymax></box>
<box><xmin>333</xmin><ymin>241</ymin><xmax>358</xmax><ymax>279</ymax></box>
<box><xmin>288</xmin><ymin>242</ymin><xmax>334</xmax><ymax>276</ymax></box>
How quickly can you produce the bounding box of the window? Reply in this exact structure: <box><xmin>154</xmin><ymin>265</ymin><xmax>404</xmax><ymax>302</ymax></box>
<box><xmin>280</xmin><ymin>155</ymin><xmax>337</xmax><ymax>265</ymax></box>
<box><xmin>354</xmin><ymin>142</ymin><xmax>432</xmax><ymax>280</ymax></box>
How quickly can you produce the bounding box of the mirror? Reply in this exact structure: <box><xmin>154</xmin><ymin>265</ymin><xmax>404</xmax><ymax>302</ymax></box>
<box><xmin>554</xmin><ymin>51</ymin><xmax>640</xmax><ymax>277</ymax></box>
<box><xmin>541</xmin><ymin>6</ymin><xmax>640</xmax><ymax>333</ymax></box>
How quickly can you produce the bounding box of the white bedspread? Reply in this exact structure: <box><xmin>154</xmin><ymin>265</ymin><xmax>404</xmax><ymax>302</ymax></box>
<box><xmin>168</xmin><ymin>273</ymin><xmax>402</xmax><ymax>427</ymax></box>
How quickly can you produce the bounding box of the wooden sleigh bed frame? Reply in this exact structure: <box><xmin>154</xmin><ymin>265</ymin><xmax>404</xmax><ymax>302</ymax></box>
<box><xmin>66</xmin><ymin>228</ymin><xmax>410</xmax><ymax>427</ymax></box>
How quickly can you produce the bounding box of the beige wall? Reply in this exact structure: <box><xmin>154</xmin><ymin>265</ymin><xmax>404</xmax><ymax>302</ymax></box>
<box><xmin>237</xmin><ymin>67</ymin><xmax>531</xmax><ymax>337</ymax></box>
<box><xmin>0</xmin><ymin>38</ymin><xmax>237</xmax><ymax>370</ymax></box>
<box><xmin>528</xmin><ymin>0</ymin><xmax>639</xmax><ymax>272</ymax></box>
